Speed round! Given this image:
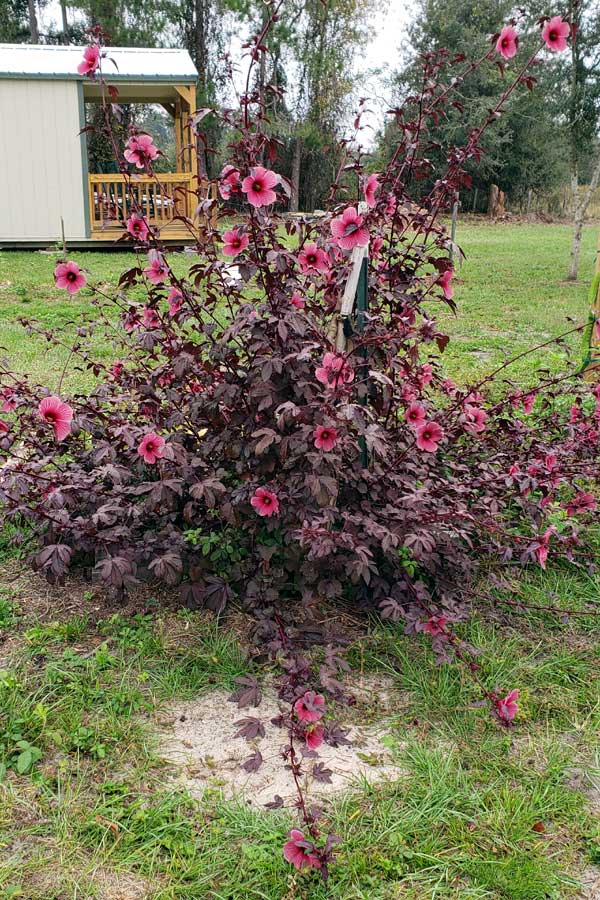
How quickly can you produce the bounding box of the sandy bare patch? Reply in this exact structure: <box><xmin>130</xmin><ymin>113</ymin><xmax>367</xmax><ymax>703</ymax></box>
<box><xmin>580</xmin><ymin>866</ymin><xmax>600</xmax><ymax>900</ymax></box>
<box><xmin>156</xmin><ymin>677</ymin><xmax>405</xmax><ymax>808</ymax></box>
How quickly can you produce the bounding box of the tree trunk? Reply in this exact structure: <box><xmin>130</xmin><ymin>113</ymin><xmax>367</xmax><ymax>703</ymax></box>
<box><xmin>27</xmin><ymin>0</ymin><xmax>39</xmax><ymax>42</ymax></box>
<box><xmin>290</xmin><ymin>136</ymin><xmax>302</xmax><ymax>212</ymax></box>
<box><xmin>60</xmin><ymin>0</ymin><xmax>69</xmax><ymax>42</ymax></box>
<box><xmin>567</xmin><ymin>153</ymin><xmax>600</xmax><ymax>281</ymax></box>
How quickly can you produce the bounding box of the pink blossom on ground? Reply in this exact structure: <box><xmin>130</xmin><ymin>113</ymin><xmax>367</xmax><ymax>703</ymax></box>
<box><xmin>0</xmin><ymin>420</ymin><xmax>9</xmax><ymax>433</ymax></box>
<box><xmin>313</xmin><ymin>425</ymin><xmax>339</xmax><ymax>451</ymax></box>
<box><xmin>283</xmin><ymin>830</ymin><xmax>321</xmax><ymax>870</ymax></box>
<box><xmin>542</xmin><ymin>16</ymin><xmax>570</xmax><ymax>51</ymax></box>
<box><xmin>137</xmin><ymin>432</ymin><xmax>165</xmax><ymax>464</ymax></box>
<box><xmin>462</xmin><ymin>405</ymin><xmax>488</xmax><ymax>436</ymax></box>
<box><xmin>544</xmin><ymin>453</ymin><xmax>557</xmax><ymax>472</ymax></box>
<box><xmin>405</xmin><ymin>402</ymin><xmax>426</xmax><ymax>430</ymax></box>
<box><xmin>496</xmin><ymin>25</ymin><xmax>519</xmax><ymax>59</ymax></box>
<box><xmin>565</xmin><ymin>491</ymin><xmax>597</xmax><ymax>517</ymax></box>
<box><xmin>142</xmin><ymin>306</ymin><xmax>161</xmax><ymax>329</ymax></box>
<box><xmin>416</xmin><ymin>420</ymin><xmax>444</xmax><ymax>453</ymax></box>
<box><xmin>222</xmin><ymin>228</ymin><xmax>249</xmax><ymax>257</ymax></box>
<box><xmin>77</xmin><ymin>44</ymin><xmax>100</xmax><ymax>76</ymax></box>
<box><xmin>38</xmin><ymin>396</ymin><xmax>73</xmax><ymax>442</ymax></box>
<box><xmin>330</xmin><ymin>206</ymin><xmax>369</xmax><ymax>250</ymax></box>
<box><xmin>508</xmin><ymin>463</ymin><xmax>521</xmax><ymax>477</ymax></box>
<box><xmin>290</xmin><ymin>291</ymin><xmax>305</xmax><ymax>309</ymax></box>
<box><xmin>251</xmin><ymin>487</ymin><xmax>280</xmax><ymax>517</ymax></box>
<box><xmin>364</xmin><ymin>173</ymin><xmax>380</xmax><ymax>208</ymax></box>
<box><xmin>54</xmin><ymin>261</ymin><xmax>87</xmax><ymax>295</ymax></box>
<box><xmin>315</xmin><ymin>352</ymin><xmax>354</xmax><ymax>389</ymax></box>
<box><xmin>241</xmin><ymin>166</ymin><xmax>279</xmax><ymax>207</ymax></box>
<box><xmin>297</xmin><ymin>242</ymin><xmax>330</xmax><ymax>275</ymax></box>
<box><xmin>144</xmin><ymin>255</ymin><xmax>168</xmax><ymax>284</ymax></box>
<box><xmin>438</xmin><ymin>268</ymin><xmax>454</xmax><ymax>300</ymax></box>
<box><xmin>111</xmin><ymin>361</ymin><xmax>123</xmax><ymax>378</ymax></box>
<box><xmin>293</xmin><ymin>690</ymin><xmax>325</xmax><ymax>723</ymax></box>
<box><xmin>124</xmin><ymin>133</ymin><xmax>159</xmax><ymax>169</ymax></box>
<box><xmin>126</xmin><ymin>214</ymin><xmax>149</xmax><ymax>242</ymax></box>
<box><xmin>305</xmin><ymin>725</ymin><xmax>324</xmax><ymax>751</ymax></box>
<box><xmin>218</xmin><ymin>164</ymin><xmax>242</xmax><ymax>200</ymax></box>
<box><xmin>495</xmin><ymin>689</ymin><xmax>519</xmax><ymax>723</ymax></box>
<box><xmin>423</xmin><ymin>615</ymin><xmax>448</xmax><ymax>636</ymax></box>
<box><xmin>167</xmin><ymin>287</ymin><xmax>183</xmax><ymax>315</ymax></box>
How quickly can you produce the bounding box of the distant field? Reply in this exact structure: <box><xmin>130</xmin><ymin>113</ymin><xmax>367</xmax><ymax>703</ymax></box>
<box><xmin>0</xmin><ymin>222</ymin><xmax>596</xmax><ymax>390</ymax></box>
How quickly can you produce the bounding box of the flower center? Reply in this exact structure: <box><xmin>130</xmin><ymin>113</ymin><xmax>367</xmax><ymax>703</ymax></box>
<box><xmin>253</xmin><ymin>181</ymin><xmax>263</xmax><ymax>192</ymax></box>
<box><xmin>67</xmin><ymin>271</ymin><xmax>77</xmax><ymax>281</ymax></box>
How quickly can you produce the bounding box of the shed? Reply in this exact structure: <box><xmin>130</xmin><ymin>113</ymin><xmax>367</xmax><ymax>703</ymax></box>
<box><xmin>0</xmin><ymin>44</ymin><xmax>200</xmax><ymax>246</ymax></box>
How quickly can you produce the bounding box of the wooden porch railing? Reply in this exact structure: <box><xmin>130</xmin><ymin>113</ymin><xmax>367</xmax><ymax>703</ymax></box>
<box><xmin>88</xmin><ymin>173</ymin><xmax>197</xmax><ymax>237</ymax></box>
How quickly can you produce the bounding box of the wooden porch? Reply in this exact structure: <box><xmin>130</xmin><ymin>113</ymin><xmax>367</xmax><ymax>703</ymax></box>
<box><xmin>88</xmin><ymin>172</ymin><xmax>196</xmax><ymax>240</ymax></box>
<box><xmin>84</xmin><ymin>82</ymin><xmax>210</xmax><ymax>241</ymax></box>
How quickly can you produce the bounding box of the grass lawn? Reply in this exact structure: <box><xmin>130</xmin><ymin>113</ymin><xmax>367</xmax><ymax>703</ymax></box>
<box><xmin>0</xmin><ymin>222</ymin><xmax>596</xmax><ymax>389</ymax></box>
<box><xmin>0</xmin><ymin>222</ymin><xmax>599</xmax><ymax>900</ymax></box>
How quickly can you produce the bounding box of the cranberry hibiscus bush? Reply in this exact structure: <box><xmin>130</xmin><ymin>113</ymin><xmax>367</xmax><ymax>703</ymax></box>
<box><xmin>0</xmin><ymin>3</ymin><xmax>598</xmax><ymax>765</ymax></box>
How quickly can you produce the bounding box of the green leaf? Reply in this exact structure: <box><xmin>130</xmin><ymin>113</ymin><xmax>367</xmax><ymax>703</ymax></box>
<box><xmin>15</xmin><ymin>749</ymin><xmax>33</xmax><ymax>774</ymax></box>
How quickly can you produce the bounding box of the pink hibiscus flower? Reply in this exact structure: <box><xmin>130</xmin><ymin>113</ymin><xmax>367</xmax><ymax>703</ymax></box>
<box><xmin>315</xmin><ymin>352</ymin><xmax>354</xmax><ymax>389</ymax></box>
<box><xmin>241</xmin><ymin>166</ymin><xmax>279</xmax><ymax>207</ymax></box>
<box><xmin>38</xmin><ymin>395</ymin><xmax>73</xmax><ymax>442</ymax></box>
<box><xmin>294</xmin><ymin>690</ymin><xmax>325</xmax><ymax>723</ymax></box>
<box><xmin>305</xmin><ymin>725</ymin><xmax>324</xmax><ymax>751</ymax></box>
<box><xmin>291</xmin><ymin>291</ymin><xmax>305</xmax><ymax>309</ymax></box>
<box><xmin>126</xmin><ymin>214</ymin><xmax>149</xmax><ymax>242</ymax></box>
<box><xmin>251</xmin><ymin>487</ymin><xmax>280</xmax><ymax>517</ymax></box>
<box><xmin>137</xmin><ymin>432</ymin><xmax>165</xmax><ymax>464</ymax></box>
<box><xmin>218</xmin><ymin>164</ymin><xmax>242</xmax><ymax>200</ymax></box>
<box><xmin>330</xmin><ymin>206</ymin><xmax>369</xmax><ymax>250</ymax></box>
<box><xmin>167</xmin><ymin>287</ymin><xmax>183</xmax><ymax>315</ymax></box>
<box><xmin>283</xmin><ymin>830</ymin><xmax>321</xmax><ymax>870</ymax></box>
<box><xmin>418</xmin><ymin>363</ymin><xmax>434</xmax><ymax>388</ymax></box>
<box><xmin>144</xmin><ymin>255</ymin><xmax>168</xmax><ymax>285</ymax></box>
<box><xmin>385</xmin><ymin>193</ymin><xmax>398</xmax><ymax>216</ymax></box>
<box><xmin>405</xmin><ymin>402</ymin><xmax>426</xmax><ymax>430</ymax></box>
<box><xmin>522</xmin><ymin>393</ymin><xmax>536</xmax><ymax>413</ymax></box>
<box><xmin>124</xmin><ymin>133</ymin><xmax>159</xmax><ymax>169</ymax></box>
<box><xmin>416</xmin><ymin>420</ymin><xmax>444</xmax><ymax>453</ymax></box>
<box><xmin>496</xmin><ymin>25</ymin><xmax>518</xmax><ymax>59</ymax></box>
<box><xmin>438</xmin><ymin>268</ymin><xmax>454</xmax><ymax>300</ymax></box>
<box><xmin>364</xmin><ymin>173</ymin><xmax>380</xmax><ymax>208</ymax></box>
<box><xmin>222</xmin><ymin>228</ymin><xmax>249</xmax><ymax>257</ymax></box>
<box><xmin>542</xmin><ymin>16</ymin><xmax>570</xmax><ymax>52</ymax></box>
<box><xmin>495</xmin><ymin>689</ymin><xmax>519</xmax><ymax>723</ymax></box>
<box><xmin>297</xmin><ymin>242</ymin><xmax>330</xmax><ymax>275</ymax></box>
<box><xmin>54</xmin><ymin>261</ymin><xmax>87</xmax><ymax>295</ymax></box>
<box><xmin>77</xmin><ymin>44</ymin><xmax>100</xmax><ymax>76</ymax></box>
<box><xmin>142</xmin><ymin>306</ymin><xmax>161</xmax><ymax>329</ymax></box>
<box><xmin>462</xmin><ymin>405</ymin><xmax>487</xmax><ymax>435</ymax></box>
<box><xmin>423</xmin><ymin>615</ymin><xmax>448</xmax><ymax>636</ymax></box>
<box><xmin>313</xmin><ymin>425</ymin><xmax>339</xmax><ymax>451</ymax></box>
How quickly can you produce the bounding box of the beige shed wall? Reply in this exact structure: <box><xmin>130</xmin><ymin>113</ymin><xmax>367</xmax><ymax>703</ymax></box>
<box><xmin>0</xmin><ymin>79</ymin><xmax>88</xmax><ymax>242</ymax></box>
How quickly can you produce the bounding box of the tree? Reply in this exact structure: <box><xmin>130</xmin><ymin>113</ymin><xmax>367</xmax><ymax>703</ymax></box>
<box><xmin>381</xmin><ymin>0</ymin><xmax>570</xmax><ymax>209</ymax></box>
<box><xmin>562</xmin><ymin>0</ymin><xmax>600</xmax><ymax>279</ymax></box>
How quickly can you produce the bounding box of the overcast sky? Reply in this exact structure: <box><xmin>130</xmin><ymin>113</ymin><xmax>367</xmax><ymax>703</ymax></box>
<box><xmin>39</xmin><ymin>0</ymin><xmax>414</xmax><ymax>138</ymax></box>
